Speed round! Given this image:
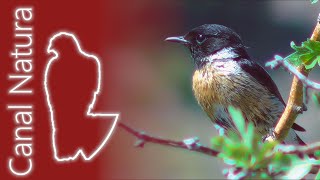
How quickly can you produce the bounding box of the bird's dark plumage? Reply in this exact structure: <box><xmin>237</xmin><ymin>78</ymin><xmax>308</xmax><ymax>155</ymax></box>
<box><xmin>238</xmin><ymin>59</ymin><xmax>286</xmax><ymax>105</ymax></box>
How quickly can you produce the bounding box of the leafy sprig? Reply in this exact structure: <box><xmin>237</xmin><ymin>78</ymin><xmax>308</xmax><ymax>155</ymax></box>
<box><xmin>284</xmin><ymin>39</ymin><xmax>320</xmax><ymax>69</ymax></box>
<box><xmin>211</xmin><ymin>106</ymin><xmax>318</xmax><ymax>179</ymax></box>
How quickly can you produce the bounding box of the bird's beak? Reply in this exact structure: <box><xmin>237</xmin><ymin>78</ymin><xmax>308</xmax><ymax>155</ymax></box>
<box><xmin>165</xmin><ymin>36</ymin><xmax>190</xmax><ymax>45</ymax></box>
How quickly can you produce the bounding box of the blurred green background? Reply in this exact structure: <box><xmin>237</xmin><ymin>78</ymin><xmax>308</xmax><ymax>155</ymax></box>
<box><xmin>99</xmin><ymin>1</ymin><xmax>320</xmax><ymax>179</ymax></box>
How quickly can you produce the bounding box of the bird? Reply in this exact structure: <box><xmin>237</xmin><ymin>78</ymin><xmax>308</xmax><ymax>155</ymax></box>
<box><xmin>165</xmin><ymin>24</ymin><xmax>305</xmax><ymax>145</ymax></box>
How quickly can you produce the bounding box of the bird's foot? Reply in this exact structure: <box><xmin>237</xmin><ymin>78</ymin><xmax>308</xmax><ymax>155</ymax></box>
<box><xmin>293</xmin><ymin>104</ymin><xmax>307</xmax><ymax>114</ymax></box>
<box><xmin>262</xmin><ymin>128</ymin><xmax>276</xmax><ymax>142</ymax></box>
<box><xmin>302</xmin><ymin>103</ymin><xmax>308</xmax><ymax>112</ymax></box>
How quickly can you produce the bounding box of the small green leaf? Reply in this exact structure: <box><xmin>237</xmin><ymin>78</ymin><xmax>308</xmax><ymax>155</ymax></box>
<box><xmin>286</xmin><ymin>52</ymin><xmax>301</xmax><ymax>66</ymax></box>
<box><xmin>316</xmin><ymin>56</ymin><xmax>320</xmax><ymax>66</ymax></box>
<box><xmin>311</xmin><ymin>0</ymin><xmax>319</xmax><ymax>4</ymax></box>
<box><xmin>290</xmin><ymin>41</ymin><xmax>296</xmax><ymax>49</ymax></box>
<box><xmin>315</xmin><ymin>150</ymin><xmax>320</xmax><ymax>158</ymax></box>
<box><xmin>316</xmin><ymin>169</ymin><xmax>320</xmax><ymax>180</ymax></box>
<box><xmin>213</xmin><ymin>106</ymin><xmax>317</xmax><ymax>179</ymax></box>
<box><xmin>282</xmin><ymin>162</ymin><xmax>312</xmax><ymax>179</ymax></box>
<box><xmin>285</xmin><ymin>39</ymin><xmax>320</xmax><ymax>69</ymax></box>
<box><xmin>243</xmin><ymin>122</ymin><xmax>255</xmax><ymax>148</ymax></box>
<box><xmin>228</xmin><ymin>106</ymin><xmax>245</xmax><ymax>136</ymax></box>
<box><xmin>300</xmin><ymin>53</ymin><xmax>315</xmax><ymax>64</ymax></box>
<box><xmin>260</xmin><ymin>172</ymin><xmax>271</xmax><ymax>179</ymax></box>
<box><xmin>259</xmin><ymin>141</ymin><xmax>278</xmax><ymax>161</ymax></box>
<box><xmin>305</xmin><ymin>58</ymin><xmax>318</xmax><ymax>69</ymax></box>
<box><xmin>211</xmin><ymin>136</ymin><xmax>224</xmax><ymax>149</ymax></box>
<box><xmin>313</xmin><ymin>93</ymin><xmax>320</xmax><ymax>107</ymax></box>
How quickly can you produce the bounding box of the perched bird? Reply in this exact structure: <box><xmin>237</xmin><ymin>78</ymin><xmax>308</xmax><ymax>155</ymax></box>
<box><xmin>165</xmin><ymin>24</ymin><xmax>305</xmax><ymax>145</ymax></box>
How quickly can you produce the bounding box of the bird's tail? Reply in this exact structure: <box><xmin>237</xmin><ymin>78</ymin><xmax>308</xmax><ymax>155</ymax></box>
<box><xmin>283</xmin><ymin>129</ymin><xmax>306</xmax><ymax>145</ymax></box>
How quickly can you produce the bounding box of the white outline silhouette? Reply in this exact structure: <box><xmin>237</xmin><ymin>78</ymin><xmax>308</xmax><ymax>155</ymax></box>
<box><xmin>44</xmin><ymin>32</ymin><xmax>119</xmax><ymax>162</ymax></box>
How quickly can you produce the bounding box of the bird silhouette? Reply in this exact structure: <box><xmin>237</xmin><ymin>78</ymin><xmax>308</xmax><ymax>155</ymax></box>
<box><xmin>45</xmin><ymin>32</ymin><xmax>118</xmax><ymax>161</ymax></box>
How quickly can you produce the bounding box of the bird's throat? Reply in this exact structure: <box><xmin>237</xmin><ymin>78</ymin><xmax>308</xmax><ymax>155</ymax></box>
<box><xmin>195</xmin><ymin>47</ymin><xmax>240</xmax><ymax>69</ymax></box>
<box><xmin>207</xmin><ymin>47</ymin><xmax>239</xmax><ymax>61</ymax></box>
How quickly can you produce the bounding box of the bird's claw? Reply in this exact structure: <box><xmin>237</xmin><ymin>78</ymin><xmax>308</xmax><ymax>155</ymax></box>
<box><xmin>302</xmin><ymin>103</ymin><xmax>308</xmax><ymax>112</ymax></box>
<box><xmin>262</xmin><ymin>128</ymin><xmax>276</xmax><ymax>142</ymax></box>
<box><xmin>294</xmin><ymin>104</ymin><xmax>307</xmax><ymax>114</ymax></box>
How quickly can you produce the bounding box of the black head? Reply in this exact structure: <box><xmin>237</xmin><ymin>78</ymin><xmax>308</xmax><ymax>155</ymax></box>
<box><xmin>165</xmin><ymin>24</ymin><xmax>248</xmax><ymax>66</ymax></box>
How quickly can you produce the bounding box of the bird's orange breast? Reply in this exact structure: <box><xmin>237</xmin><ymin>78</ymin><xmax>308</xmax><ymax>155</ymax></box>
<box><xmin>192</xmin><ymin>62</ymin><xmax>284</xmax><ymax>134</ymax></box>
<box><xmin>192</xmin><ymin>64</ymin><xmax>226</xmax><ymax>119</ymax></box>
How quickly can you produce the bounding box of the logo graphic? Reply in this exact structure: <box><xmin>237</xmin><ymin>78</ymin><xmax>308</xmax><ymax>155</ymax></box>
<box><xmin>44</xmin><ymin>32</ymin><xmax>119</xmax><ymax>162</ymax></box>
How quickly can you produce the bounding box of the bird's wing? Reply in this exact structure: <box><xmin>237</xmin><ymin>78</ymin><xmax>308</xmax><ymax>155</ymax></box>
<box><xmin>239</xmin><ymin>59</ymin><xmax>306</xmax><ymax>132</ymax></box>
<box><xmin>238</xmin><ymin>59</ymin><xmax>286</xmax><ymax>105</ymax></box>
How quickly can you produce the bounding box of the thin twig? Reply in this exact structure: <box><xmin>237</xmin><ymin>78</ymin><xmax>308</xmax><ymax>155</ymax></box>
<box><xmin>118</xmin><ymin>122</ymin><xmax>219</xmax><ymax>157</ymax></box>
<box><xmin>118</xmin><ymin>122</ymin><xmax>320</xmax><ymax>175</ymax></box>
<box><xmin>119</xmin><ymin>122</ymin><xmax>320</xmax><ymax>156</ymax></box>
<box><xmin>266</xmin><ymin>59</ymin><xmax>320</xmax><ymax>90</ymax></box>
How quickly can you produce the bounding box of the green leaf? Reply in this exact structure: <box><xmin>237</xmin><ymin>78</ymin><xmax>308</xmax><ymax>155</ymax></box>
<box><xmin>286</xmin><ymin>53</ymin><xmax>301</xmax><ymax>66</ymax></box>
<box><xmin>285</xmin><ymin>39</ymin><xmax>320</xmax><ymax>69</ymax></box>
<box><xmin>316</xmin><ymin>170</ymin><xmax>320</xmax><ymax>180</ymax></box>
<box><xmin>317</xmin><ymin>56</ymin><xmax>320</xmax><ymax>67</ymax></box>
<box><xmin>305</xmin><ymin>58</ymin><xmax>318</xmax><ymax>69</ymax></box>
<box><xmin>211</xmin><ymin>136</ymin><xmax>224</xmax><ymax>149</ymax></box>
<box><xmin>313</xmin><ymin>93</ymin><xmax>320</xmax><ymax>107</ymax></box>
<box><xmin>300</xmin><ymin>53</ymin><xmax>315</xmax><ymax>64</ymax></box>
<box><xmin>243</xmin><ymin>123</ymin><xmax>254</xmax><ymax>148</ymax></box>
<box><xmin>291</xmin><ymin>41</ymin><xmax>309</xmax><ymax>53</ymax></box>
<box><xmin>213</xmin><ymin>106</ymin><xmax>316</xmax><ymax>179</ymax></box>
<box><xmin>258</xmin><ymin>141</ymin><xmax>278</xmax><ymax>161</ymax></box>
<box><xmin>311</xmin><ymin>0</ymin><xmax>319</xmax><ymax>4</ymax></box>
<box><xmin>228</xmin><ymin>106</ymin><xmax>245</xmax><ymax>136</ymax></box>
<box><xmin>282</xmin><ymin>162</ymin><xmax>312</xmax><ymax>179</ymax></box>
<box><xmin>315</xmin><ymin>150</ymin><xmax>320</xmax><ymax>158</ymax></box>
<box><xmin>260</xmin><ymin>172</ymin><xmax>271</xmax><ymax>179</ymax></box>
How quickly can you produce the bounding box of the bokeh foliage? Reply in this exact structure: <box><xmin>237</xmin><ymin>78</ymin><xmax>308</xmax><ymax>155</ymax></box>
<box><xmin>211</xmin><ymin>107</ymin><xmax>319</xmax><ymax>179</ymax></box>
<box><xmin>275</xmin><ymin>39</ymin><xmax>320</xmax><ymax>70</ymax></box>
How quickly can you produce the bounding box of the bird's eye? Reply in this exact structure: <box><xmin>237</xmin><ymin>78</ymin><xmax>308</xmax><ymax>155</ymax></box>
<box><xmin>196</xmin><ymin>34</ymin><xmax>207</xmax><ymax>44</ymax></box>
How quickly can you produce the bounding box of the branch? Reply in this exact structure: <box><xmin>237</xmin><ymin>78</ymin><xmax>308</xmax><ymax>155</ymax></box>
<box><xmin>118</xmin><ymin>122</ymin><xmax>320</xmax><ymax>156</ymax></box>
<box><xmin>118</xmin><ymin>122</ymin><xmax>219</xmax><ymax>157</ymax></box>
<box><xmin>266</xmin><ymin>14</ymin><xmax>320</xmax><ymax>142</ymax></box>
<box><xmin>118</xmin><ymin>121</ymin><xmax>320</xmax><ymax>176</ymax></box>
